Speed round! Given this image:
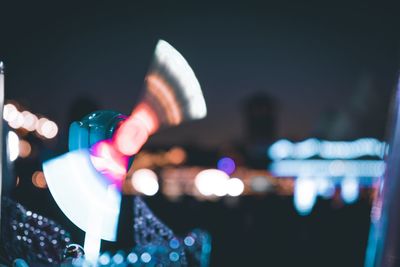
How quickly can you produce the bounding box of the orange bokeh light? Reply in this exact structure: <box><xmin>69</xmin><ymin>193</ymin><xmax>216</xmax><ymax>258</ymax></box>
<box><xmin>32</xmin><ymin>171</ymin><xmax>47</xmax><ymax>189</ymax></box>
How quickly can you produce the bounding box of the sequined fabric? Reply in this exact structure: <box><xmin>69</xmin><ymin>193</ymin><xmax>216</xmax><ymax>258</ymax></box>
<box><xmin>0</xmin><ymin>197</ymin><xmax>71</xmax><ymax>265</ymax></box>
<box><xmin>96</xmin><ymin>197</ymin><xmax>211</xmax><ymax>266</ymax></box>
<box><xmin>133</xmin><ymin>196</ymin><xmax>188</xmax><ymax>266</ymax></box>
<box><xmin>0</xmin><ymin>197</ymin><xmax>211</xmax><ymax>266</ymax></box>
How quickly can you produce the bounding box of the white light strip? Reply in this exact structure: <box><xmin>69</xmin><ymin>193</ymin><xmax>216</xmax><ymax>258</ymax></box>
<box><xmin>268</xmin><ymin>138</ymin><xmax>387</xmax><ymax>160</ymax></box>
<box><xmin>270</xmin><ymin>159</ymin><xmax>385</xmax><ymax>179</ymax></box>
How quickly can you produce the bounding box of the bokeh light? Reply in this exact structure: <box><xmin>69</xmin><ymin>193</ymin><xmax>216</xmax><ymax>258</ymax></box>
<box><xmin>21</xmin><ymin>111</ymin><xmax>38</xmax><ymax>131</ymax></box>
<box><xmin>169</xmin><ymin>252</ymin><xmax>179</xmax><ymax>262</ymax></box>
<box><xmin>7</xmin><ymin>131</ymin><xmax>19</xmax><ymax>161</ymax></box>
<box><xmin>316</xmin><ymin>177</ymin><xmax>335</xmax><ymax>199</ymax></box>
<box><xmin>131</xmin><ymin>169</ymin><xmax>159</xmax><ymax>196</ymax></box>
<box><xmin>140</xmin><ymin>252</ymin><xmax>151</xmax><ymax>263</ymax></box>
<box><xmin>8</xmin><ymin>112</ymin><xmax>24</xmax><ymax>129</ymax></box>
<box><xmin>40</xmin><ymin>120</ymin><xmax>58</xmax><ymax>139</ymax></box>
<box><xmin>98</xmin><ymin>253</ymin><xmax>111</xmax><ymax>265</ymax></box>
<box><xmin>227</xmin><ymin>178</ymin><xmax>244</xmax><ymax>197</ymax></box>
<box><xmin>217</xmin><ymin>157</ymin><xmax>236</xmax><ymax>175</ymax></box>
<box><xmin>19</xmin><ymin>139</ymin><xmax>32</xmax><ymax>158</ymax></box>
<box><xmin>294</xmin><ymin>176</ymin><xmax>317</xmax><ymax>216</ymax></box>
<box><xmin>112</xmin><ymin>252</ymin><xmax>124</xmax><ymax>264</ymax></box>
<box><xmin>184</xmin><ymin>236</ymin><xmax>195</xmax><ymax>246</ymax></box>
<box><xmin>268</xmin><ymin>139</ymin><xmax>293</xmax><ymax>160</ymax></box>
<box><xmin>250</xmin><ymin>176</ymin><xmax>273</xmax><ymax>193</ymax></box>
<box><xmin>167</xmin><ymin>146</ymin><xmax>187</xmax><ymax>165</ymax></box>
<box><xmin>3</xmin><ymin>103</ymin><xmax>58</xmax><ymax>139</ymax></box>
<box><xmin>35</xmin><ymin>118</ymin><xmax>49</xmax><ymax>135</ymax></box>
<box><xmin>32</xmin><ymin>171</ymin><xmax>47</xmax><ymax>189</ymax></box>
<box><xmin>195</xmin><ymin>169</ymin><xmax>229</xmax><ymax>197</ymax></box>
<box><xmin>127</xmin><ymin>252</ymin><xmax>138</xmax><ymax>264</ymax></box>
<box><xmin>341</xmin><ymin>176</ymin><xmax>359</xmax><ymax>204</ymax></box>
<box><xmin>3</xmin><ymin>103</ymin><xmax>18</xmax><ymax>122</ymax></box>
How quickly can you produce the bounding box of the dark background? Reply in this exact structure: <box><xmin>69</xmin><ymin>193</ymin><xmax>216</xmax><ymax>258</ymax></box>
<box><xmin>2</xmin><ymin>2</ymin><xmax>400</xmax><ymax>266</ymax></box>
<box><xmin>2</xmin><ymin>2</ymin><xmax>400</xmax><ymax>146</ymax></box>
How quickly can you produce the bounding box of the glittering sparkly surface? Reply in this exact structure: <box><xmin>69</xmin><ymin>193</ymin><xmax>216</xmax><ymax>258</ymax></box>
<box><xmin>129</xmin><ymin>197</ymin><xmax>211</xmax><ymax>267</ymax></box>
<box><xmin>0</xmin><ymin>197</ymin><xmax>71</xmax><ymax>265</ymax></box>
<box><xmin>133</xmin><ymin>196</ymin><xmax>188</xmax><ymax>266</ymax></box>
<box><xmin>74</xmin><ymin>197</ymin><xmax>212</xmax><ymax>266</ymax></box>
<box><xmin>94</xmin><ymin>229</ymin><xmax>211</xmax><ymax>267</ymax></box>
<box><xmin>1</xmin><ymin>197</ymin><xmax>211</xmax><ymax>266</ymax></box>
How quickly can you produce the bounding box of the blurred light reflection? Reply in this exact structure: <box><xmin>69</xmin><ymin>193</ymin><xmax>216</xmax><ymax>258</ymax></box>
<box><xmin>270</xmin><ymin>159</ymin><xmax>384</xmax><ymax>178</ymax></box>
<box><xmin>195</xmin><ymin>169</ymin><xmax>229</xmax><ymax>197</ymax></box>
<box><xmin>341</xmin><ymin>176</ymin><xmax>359</xmax><ymax>204</ymax></box>
<box><xmin>294</xmin><ymin>177</ymin><xmax>317</xmax><ymax>216</ymax></box>
<box><xmin>227</xmin><ymin>178</ymin><xmax>244</xmax><ymax>197</ymax></box>
<box><xmin>316</xmin><ymin>177</ymin><xmax>335</xmax><ymax>199</ymax></box>
<box><xmin>217</xmin><ymin>157</ymin><xmax>236</xmax><ymax>175</ymax></box>
<box><xmin>269</xmin><ymin>138</ymin><xmax>386</xmax><ymax>160</ymax></box>
<box><xmin>7</xmin><ymin>131</ymin><xmax>19</xmax><ymax>161</ymax></box>
<box><xmin>3</xmin><ymin>102</ymin><xmax>58</xmax><ymax>139</ymax></box>
<box><xmin>32</xmin><ymin>171</ymin><xmax>47</xmax><ymax>188</ymax></box>
<box><xmin>131</xmin><ymin>169</ymin><xmax>159</xmax><ymax>196</ymax></box>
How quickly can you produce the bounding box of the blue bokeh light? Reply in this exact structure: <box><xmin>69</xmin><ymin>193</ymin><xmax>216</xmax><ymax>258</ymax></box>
<box><xmin>127</xmin><ymin>252</ymin><xmax>138</xmax><ymax>263</ymax></box>
<box><xmin>217</xmin><ymin>157</ymin><xmax>236</xmax><ymax>175</ymax></box>
<box><xmin>141</xmin><ymin>252</ymin><xmax>151</xmax><ymax>263</ymax></box>
<box><xmin>169</xmin><ymin>238</ymin><xmax>180</xmax><ymax>249</ymax></box>
<box><xmin>169</xmin><ymin>252</ymin><xmax>180</xmax><ymax>262</ymax></box>
<box><xmin>184</xmin><ymin>236</ymin><xmax>195</xmax><ymax>246</ymax></box>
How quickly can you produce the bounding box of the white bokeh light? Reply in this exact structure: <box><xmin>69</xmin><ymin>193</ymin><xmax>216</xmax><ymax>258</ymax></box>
<box><xmin>3</xmin><ymin>103</ymin><xmax>18</xmax><ymax>122</ymax></box>
<box><xmin>131</xmin><ymin>169</ymin><xmax>159</xmax><ymax>196</ymax></box>
<box><xmin>8</xmin><ymin>112</ymin><xmax>24</xmax><ymax>129</ymax></box>
<box><xmin>227</xmin><ymin>178</ymin><xmax>244</xmax><ymax>197</ymax></box>
<box><xmin>294</xmin><ymin>176</ymin><xmax>317</xmax><ymax>216</ymax></box>
<box><xmin>22</xmin><ymin>111</ymin><xmax>38</xmax><ymax>131</ymax></box>
<box><xmin>316</xmin><ymin>177</ymin><xmax>335</xmax><ymax>199</ymax></box>
<box><xmin>7</xmin><ymin>131</ymin><xmax>19</xmax><ymax>161</ymax></box>
<box><xmin>194</xmin><ymin>169</ymin><xmax>230</xmax><ymax>197</ymax></box>
<box><xmin>341</xmin><ymin>176</ymin><xmax>359</xmax><ymax>204</ymax></box>
<box><xmin>41</xmin><ymin>120</ymin><xmax>58</xmax><ymax>139</ymax></box>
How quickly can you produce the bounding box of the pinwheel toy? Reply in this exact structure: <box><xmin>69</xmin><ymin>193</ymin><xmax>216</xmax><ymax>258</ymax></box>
<box><xmin>42</xmin><ymin>40</ymin><xmax>207</xmax><ymax>263</ymax></box>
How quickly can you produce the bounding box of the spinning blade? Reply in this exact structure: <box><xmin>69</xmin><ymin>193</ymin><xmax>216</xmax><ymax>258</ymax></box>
<box><xmin>115</xmin><ymin>40</ymin><xmax>207</xmax><ymax>156</ymax></box>
<box><xmin>143</xmin><ymin>39</ymin><xmax>207</xmax><ymax>125</ymax></box>
<box><xmin>43</xmin><ymin>150</ymin><xmax>120</xmax><ymax>241</ymax></box>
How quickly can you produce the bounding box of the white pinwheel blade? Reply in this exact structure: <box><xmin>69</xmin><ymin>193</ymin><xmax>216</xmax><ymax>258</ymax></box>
<box><xmin>137</xmin><ymin>40</ymin><xmax>207</xmax><ymax>128</ymax></box>
<box><xmin>42</xmin><ymin>149</ymin><xmax>120</xmax><ymax>241</ymax></box>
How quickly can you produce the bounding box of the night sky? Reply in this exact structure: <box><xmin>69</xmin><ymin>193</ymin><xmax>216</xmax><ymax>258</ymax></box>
<box><xmin>1</xmin><ymin>2</ymin><xmax>399</xmax><ymax>148</ymax></box>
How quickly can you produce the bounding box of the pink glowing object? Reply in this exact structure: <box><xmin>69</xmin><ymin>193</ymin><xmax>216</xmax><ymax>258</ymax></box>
<box><xmin>114</xmin><ymin>103</ymin><xmax>159</xmax><ymax>157</ymax></box>
<box><xmin>90</xmin><ymin>140</ymin><xmax>129</xmax><ymax>188</ymax></box>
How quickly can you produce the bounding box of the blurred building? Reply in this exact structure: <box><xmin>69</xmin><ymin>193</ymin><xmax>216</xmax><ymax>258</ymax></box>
<box><xmin>242</xmin><ymin>93</ymin><xmax>277</xmax><ymax>168</ymax></box>
<box><xmin>243</xmin><ymin>93</ymin><xmax>277</xmax><ymax>143</ymax></box>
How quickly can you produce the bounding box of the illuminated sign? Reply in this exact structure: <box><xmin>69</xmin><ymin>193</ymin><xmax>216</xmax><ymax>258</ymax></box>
<box><xmin>268</xmin><ymin>138</ymin><xmax>387</xmax><ymax>161</ymax></box>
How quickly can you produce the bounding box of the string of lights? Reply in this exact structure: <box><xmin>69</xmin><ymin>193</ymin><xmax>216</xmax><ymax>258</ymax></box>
<box><xmin>3</xmin><ymin>102</ymin><xmax>58</xmax><ymax>139</ymax></box>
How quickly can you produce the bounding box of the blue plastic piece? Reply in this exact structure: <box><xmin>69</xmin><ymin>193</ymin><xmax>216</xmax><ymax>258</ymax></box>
<box><xmin>68</xmin><ymin>110</ymin><xmax>127</xmax><ymax>151</ymax></box>
<box><xmin>68</xmin><ymin>110</ymin><xmax>134</xmax><ymax>168</ymax></box>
